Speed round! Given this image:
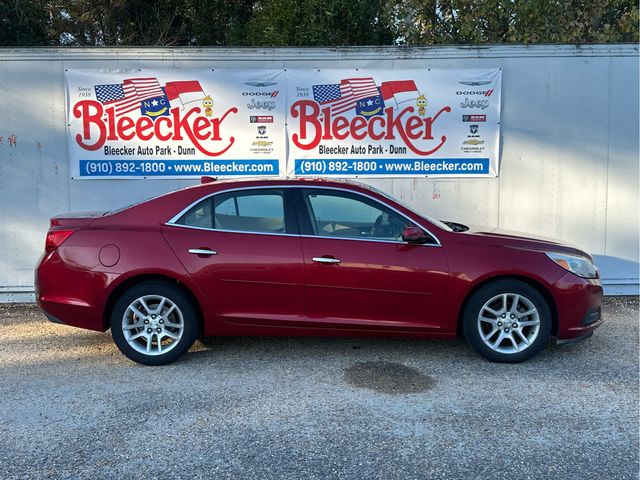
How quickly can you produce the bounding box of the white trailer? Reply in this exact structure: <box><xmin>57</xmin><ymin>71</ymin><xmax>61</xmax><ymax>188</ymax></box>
<box><xmin>0</xmin><ymin>44</ymin><xmax>638</xmax><ymax>301</ymax></box>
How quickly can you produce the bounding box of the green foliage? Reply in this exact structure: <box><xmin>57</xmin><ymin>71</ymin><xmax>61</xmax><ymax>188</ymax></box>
<box><xmin>182</xmin><ymin>0</ymin><xmax>257</xmax><ymax>46</ymax></box>
<box><xmin>0</xmin><ymin>0</ymin><xmax>638</xmax><ymax>46</ymax></box>
<box><xmin>50</xmin><ymin>0</ymin><xmax>191</xmax><ymax>45</ymax></box>
<box><xmin>244</xmin><ymin>0</ymin><xmax>396</xmax><ymax>46</ymax></box>
<box><xmin>397</xmin><ymin>0</ymin><xmax>640</xmax><ymax>44</ymax></box>
<box><xmin>0</xmin><ymin>0</ymin><xmax>52</xmax><ymax>46</ymax></box>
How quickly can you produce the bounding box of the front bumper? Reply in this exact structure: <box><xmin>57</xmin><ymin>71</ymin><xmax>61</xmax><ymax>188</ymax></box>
<box><xmin>556</xmin><ymin>330</ymin><xmax>594</xmax><ymax>345</ymax></box>
<box><xmin>553</xmin><ymin>272</ymin><xmax>604</xmax><ymax>341</ymax></box>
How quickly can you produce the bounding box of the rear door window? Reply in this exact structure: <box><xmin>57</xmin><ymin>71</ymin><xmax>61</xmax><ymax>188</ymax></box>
<box><xmin>213</xmin><ymin>190</ymin><xmax>286</xmax><ymax>234</ymax></box>
<box><xmin>176</xmin><ymin>190</ymin><xmax>289</xmax><ymax>234</ymax></box>
<box><xmin>176</xmin><ymin>198</ymin><xmax>213</xmax><ymax>229</ymax></box>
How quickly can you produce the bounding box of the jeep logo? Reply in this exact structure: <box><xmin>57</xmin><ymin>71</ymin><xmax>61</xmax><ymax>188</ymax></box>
<box><xmin>460</xmin><ymin>98</ymin><xmax>489</xmax><ymax>110</ymax></box>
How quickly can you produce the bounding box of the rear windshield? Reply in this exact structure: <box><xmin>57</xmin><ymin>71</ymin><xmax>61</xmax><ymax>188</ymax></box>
<box><xmin>103</xmin><ymin>192</ymin><xmax>167</xmax><ymax>216</ymax></box>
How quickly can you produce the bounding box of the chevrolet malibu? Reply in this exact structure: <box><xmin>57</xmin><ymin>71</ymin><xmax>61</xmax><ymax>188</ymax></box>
<box><xmin>36</xmin><ymin>178</ymin><xmax>603</xmax><ymax>365</ymax></box>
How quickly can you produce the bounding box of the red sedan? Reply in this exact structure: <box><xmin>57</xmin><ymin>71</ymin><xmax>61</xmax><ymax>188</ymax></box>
<box><xmin>36</xmin><ymin>178</ymin><xmax>603</xmax><ymax>365</ymax></box>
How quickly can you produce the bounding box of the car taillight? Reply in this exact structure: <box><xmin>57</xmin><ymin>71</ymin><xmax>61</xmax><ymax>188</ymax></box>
<box><xmin>45</xmin><ymin>229</ymin><xmax>74</xmax><ymax>253</ymax></box>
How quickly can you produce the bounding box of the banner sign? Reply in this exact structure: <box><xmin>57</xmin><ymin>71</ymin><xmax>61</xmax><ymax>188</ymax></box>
<box><xmin>286</xmin><ymin>68</ymin><xmax>501</xmax><ymax>177</ymax></box>
<box><xmin>65</xmin><ymin>68</ymin><xmax>500</xmax><ymax>179</ymax></box>
<box><xmin>66</xmin><ymin>69</ymin><xmax>286</xmax><ymax>178</ymax></box>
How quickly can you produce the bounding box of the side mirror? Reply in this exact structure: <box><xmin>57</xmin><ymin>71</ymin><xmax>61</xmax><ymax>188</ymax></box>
<box><xmin>401</xmin><ymin>226</ymin><xmax>429</xmax><ymax>244</ymax></box>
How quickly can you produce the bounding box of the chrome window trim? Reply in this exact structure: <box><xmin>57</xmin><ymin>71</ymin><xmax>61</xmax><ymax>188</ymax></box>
<box><xmin>301</xmin><ymin>234</ymin><xmax>440</xmax><ymax>247</ymax></box>
<box><xmin>167</xmin><ymin>187</ymin><xmax>285</xmax><ymax>226</ymax></box>
<box><xmin>164</xmin><ymin>222</ymin><xmax>300</xmax><ymax>238</ymax></box>
<box><xmin>164</xmin><ymin>223</ymin><xmax>439</xmax><ymax>247</ymax></box>
<box><xmin>165</xmin><ymin>185</ymin><xmax>443</xmax><ymax>247</ymax></box>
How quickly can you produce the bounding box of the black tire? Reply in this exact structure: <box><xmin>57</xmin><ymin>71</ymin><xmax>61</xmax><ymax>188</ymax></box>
<box><xmin>462</xmin><ymin>280</ymin><xmax>552</xmax><ymax>363</ymax></box>
<box><xmin>110</xmin><ymin>281</ymin><xmax>198</xmax><ymax>366</ymax></box>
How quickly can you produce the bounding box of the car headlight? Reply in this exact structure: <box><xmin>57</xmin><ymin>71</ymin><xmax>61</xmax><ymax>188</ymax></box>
<box><xmin>545</xmin><ymin>252</ymin><xmax>598</xmax><ymax>279</ymax></box>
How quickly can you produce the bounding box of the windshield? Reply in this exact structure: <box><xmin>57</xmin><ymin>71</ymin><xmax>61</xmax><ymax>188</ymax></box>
<box><xmin>364</xmin><ymin>184</ymin><xmax>454</xmax><ymax>232</ymax></box>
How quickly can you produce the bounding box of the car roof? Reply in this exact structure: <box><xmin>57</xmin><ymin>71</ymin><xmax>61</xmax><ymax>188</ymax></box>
<box><xmin>185</xmin><ymin>176</ymin><xmax>377</xmax><ymax>194</ymax></box>
<box><xmin>100</xmin><ymin>177</ymin><xmax>381</xmax><ymax>225</ymax></box>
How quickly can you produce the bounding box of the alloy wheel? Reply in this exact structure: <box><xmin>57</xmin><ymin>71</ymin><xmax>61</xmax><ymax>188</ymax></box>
<box><xmin>477</xmin><ymin>293</ymin><xmax>540</xmax><ymax>354</ymax></box>
<box><xmin>121</xmin><ymin>295</ymin><xmax>184</xmax><ymax>356</ymax></box>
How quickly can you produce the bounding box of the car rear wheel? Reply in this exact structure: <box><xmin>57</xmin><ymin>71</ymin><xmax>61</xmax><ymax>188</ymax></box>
<box><xmin>111</xmin><ymin>281</ymin><xmax>198</xmax><ymax>365</ymax></box>
<box><xmin>462</xmin><ymin>280</ymin><xmax>551</xmax><ymax>363</ymax></box>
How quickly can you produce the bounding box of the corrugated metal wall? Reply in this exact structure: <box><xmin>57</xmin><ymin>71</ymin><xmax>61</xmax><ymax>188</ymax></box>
<box><xmin>0</xmin><ymin>45</ymin><xmax>638</xmax><ymax>301</ymax></box>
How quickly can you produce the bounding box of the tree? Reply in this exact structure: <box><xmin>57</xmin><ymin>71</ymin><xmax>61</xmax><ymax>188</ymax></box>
<box><xmin>232</xmin><ymin>0</ymin><xmax>397</xmax><ymax>46</ymax></box>
<box><xmin>0</xmin><ymin>0</ymin><xmax>52</xmax><ymax>46</ymax></box>
<box><xmin>50</xmin><ymin>0</ymin><xmax>191</xmax><ymax>45</ymax></box>
<box><xmin>48</xmin><ymin>0</ymin><xmax>258</xmax><ymax>46</ymax></box>
<box><xmin>0</xmin><ymin>0</ymin><xmax>638</xmax><ymax>46</ymax></box>
<box><xmin>183</xmin><ymin>0</ymin><xmax>257</xmax><ymax>46</ymax></box>
<box><xmin>395</xmin><ymin>0</ymin><xmax>639</xmax><ymax>44</ymax></box>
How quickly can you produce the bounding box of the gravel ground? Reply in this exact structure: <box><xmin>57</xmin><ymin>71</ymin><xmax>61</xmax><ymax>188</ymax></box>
<box><xmin>0</xmin><ymin>298</ymin><xmax>638</xmax><ymax>480</ymax></box>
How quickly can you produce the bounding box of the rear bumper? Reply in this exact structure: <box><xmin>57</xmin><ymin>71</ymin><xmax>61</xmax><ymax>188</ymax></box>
<box><xmin>36</xmin><ymin>251</ymin><xmax>111</xmax><ymax>332</ymax></box>
<box><xmin>553</xmin><ymin>272</ymin><xmax>604</xmax><ymax>341</ymax></box>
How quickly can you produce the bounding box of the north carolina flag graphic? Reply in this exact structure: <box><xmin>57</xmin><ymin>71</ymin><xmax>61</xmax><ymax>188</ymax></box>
<box><xmin>140</xmin><ymin>95</ymin><xmax>170</xmax><ymax>118</ymax></box>
<box><xmin>164</xmin><ymin>80</ymin><xmax>206</xmax><ymax>108</ymax></box>
<box><xmin>379</xmin><ymin>80</ymin><xmax>420</xmax><ymax>106</ymax></box>
<box><xmin>355</xmin><ymin>94</ymin><xmax>385</xmax><ymax>117</ymax></box>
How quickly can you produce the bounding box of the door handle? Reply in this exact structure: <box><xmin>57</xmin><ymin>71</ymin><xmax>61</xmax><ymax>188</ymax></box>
<box><xmin>312</xmin><ymin>257</ymin><xmax>341</xmax><ymax>264</ymax></box>
<box><xmin>188</xmin><ymin>248</ymin><xmax>217</xmax><ymax>256</ymax></box>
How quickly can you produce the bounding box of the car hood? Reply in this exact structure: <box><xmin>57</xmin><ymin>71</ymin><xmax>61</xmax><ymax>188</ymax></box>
<box><xmin>460</xmin><ymin>225</ymin><xmax>590</xmax><ymax>258</ymax></box>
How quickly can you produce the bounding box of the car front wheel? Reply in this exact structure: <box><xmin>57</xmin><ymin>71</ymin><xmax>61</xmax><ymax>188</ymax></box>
<box><xmin>111</xmin><ymin>281</ymin><xmax>198</xmax><ymax>365</ymax></box>
<box><xmin>463</xmin><ymin>280</ymin><xmax>552</xmax><ymax>363</ymax></box>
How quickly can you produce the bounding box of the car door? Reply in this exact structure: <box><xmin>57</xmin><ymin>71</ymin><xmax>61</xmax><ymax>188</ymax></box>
<box><xmin>162</xmin><ymin>188</ymin><xmax>305</xmax><ymax>328</ymax></box>
<box><xmin>296</xmin><ymin>187</ymin><xmax>449</xmax><ymax>331</ymax></box>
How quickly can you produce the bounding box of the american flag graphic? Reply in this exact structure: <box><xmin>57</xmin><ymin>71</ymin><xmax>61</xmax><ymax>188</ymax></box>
<box><xmin>312</xmin><ymin>84</ymin><xmax>342</xmax><ymax>103</ymax></box>
<box><xmin>312</xmin><ymin>78</ymin><xmax>380</xmax><ymax>115</ymax></box>
<box><xmin>94</xmin><ymin>78</ymin><xmax>165</xmax><ymax>116</ymax></box>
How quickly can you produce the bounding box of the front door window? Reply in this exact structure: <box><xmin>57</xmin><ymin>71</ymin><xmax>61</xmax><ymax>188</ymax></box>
<box><xmin>302</xmin><ymin>189</ymin><xmax>427</xmax><ymax>242</ymax></box>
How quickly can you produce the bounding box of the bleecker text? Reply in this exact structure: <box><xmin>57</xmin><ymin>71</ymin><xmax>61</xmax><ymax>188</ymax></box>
<box><xmin>73</xmin><ymin>100</ymin><xmax>238</xmax><ymax>157</ymax></box>
<box><xmin>290</xmin><ymin>100</ymin><xmax>451</xmax><ymax>156</ymax></box>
